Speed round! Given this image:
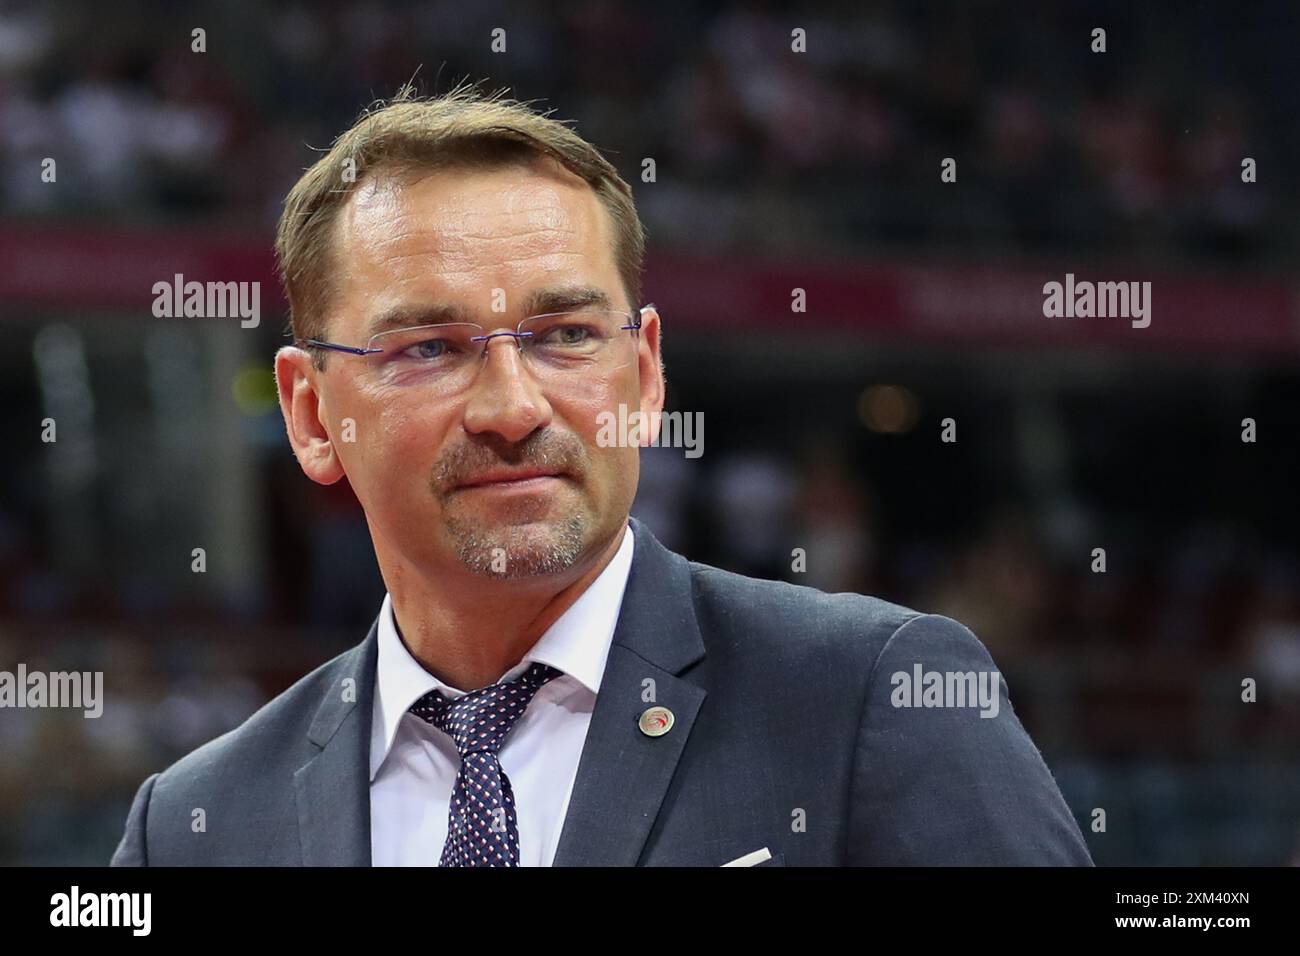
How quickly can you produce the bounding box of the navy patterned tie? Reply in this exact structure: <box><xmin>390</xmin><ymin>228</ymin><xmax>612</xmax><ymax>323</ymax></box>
<box><xmin>409</xmin><ymin>661</ymin><xmax>563</xmax><ymax>866</ymax></box>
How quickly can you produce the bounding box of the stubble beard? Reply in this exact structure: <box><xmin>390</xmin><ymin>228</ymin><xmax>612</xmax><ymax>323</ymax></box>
<box><xmin>443</xmin><ymin>507</ymin><xmax>590</xmax><ymax>579</ymax></box>
<box><xmin>432</xmin><ymin>428</ymin><xmax>600</xmax><ymax>579</ymax></box>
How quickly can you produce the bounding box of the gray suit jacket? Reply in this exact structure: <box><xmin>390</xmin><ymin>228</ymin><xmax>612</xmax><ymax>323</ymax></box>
<box><xmin>111</xmin><ymin>516</ymin><xmax>1093</xmax><ymax>866</ymax></box>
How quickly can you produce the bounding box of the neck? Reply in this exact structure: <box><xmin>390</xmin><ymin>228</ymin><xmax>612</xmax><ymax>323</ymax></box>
<box><xmin>378</xmin><ymin>522</ymin><xmax>627</xmax><ymax>691</ymax></box>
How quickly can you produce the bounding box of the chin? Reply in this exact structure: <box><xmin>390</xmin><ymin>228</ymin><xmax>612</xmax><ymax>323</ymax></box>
<box><xmin>446</xmin><ymin>512</ymin><xmax>591</xmax><ymax>579</ymax></box>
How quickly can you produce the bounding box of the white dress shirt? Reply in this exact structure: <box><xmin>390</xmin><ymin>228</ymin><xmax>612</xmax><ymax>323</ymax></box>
<box><xmin>369</xmin><ymin>523</ymin><xmax>635</xmax><ymax>866</ymax></box>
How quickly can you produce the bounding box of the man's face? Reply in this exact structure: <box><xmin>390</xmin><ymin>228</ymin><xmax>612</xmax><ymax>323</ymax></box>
<box><xmin>276</xmin><ymin>158</ymin><xmax>663</xmax><ymax>581</ymax></box>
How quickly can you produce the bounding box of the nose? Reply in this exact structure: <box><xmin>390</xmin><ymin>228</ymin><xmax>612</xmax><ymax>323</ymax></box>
<box><xmin>461</xmin><ymin>333</ymin><xmax>553</xmax><ymax>443</ymax></box>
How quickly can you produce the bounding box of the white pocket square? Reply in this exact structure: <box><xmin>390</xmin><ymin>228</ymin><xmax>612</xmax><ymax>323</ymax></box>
<box><xmin>720</xmin><ymin>847</ymin><xmax>772</xmax><ymax>867</ymax></box>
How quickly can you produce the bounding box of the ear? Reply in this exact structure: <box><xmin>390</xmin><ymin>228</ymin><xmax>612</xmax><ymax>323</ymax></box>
<box><xmin>275</xmin><ymin>346</ymin><xmax>346</xmax><ymax>485</ymax></box>
<box><xmin>636</xmin><ymin>306</ymin><xmax>666</xmax><ymax>446</ymax></box>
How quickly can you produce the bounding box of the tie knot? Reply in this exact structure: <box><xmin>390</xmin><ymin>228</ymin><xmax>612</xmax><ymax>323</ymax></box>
<box><xmin>409</xmin><ymin>661</ymin><xmax>563</xmax><ymax>757</ymax></box>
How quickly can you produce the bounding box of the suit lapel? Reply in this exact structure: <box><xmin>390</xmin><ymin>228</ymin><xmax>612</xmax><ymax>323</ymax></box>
<box><xmin>552</xmin><ymin>518</ymin><xmax>707</xmax><ymax>866</ymax></box>
<box><xmin>294</xmin><ymin>621</ymin><xmax>378</xmax><ymax>866</ymax></box>
<box><xmin>291</xmin><ymin>517</ymin><xmax>707</xmax><ymax>867</ymax></box>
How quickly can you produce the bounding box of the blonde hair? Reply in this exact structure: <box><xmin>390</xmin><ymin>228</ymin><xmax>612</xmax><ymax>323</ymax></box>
<box><xmin>275</xmin><ymin>80</ymin><xmax>646</xmax><ymax>365</ymax></box>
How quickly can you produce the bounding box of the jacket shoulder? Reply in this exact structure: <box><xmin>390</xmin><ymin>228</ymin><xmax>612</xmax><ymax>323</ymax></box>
<box><xmin>149</xmin><ymin>639</ymin><xmax>363</xmax><ymax>800</ymax></box>
<box><xmin>684</xmin><ymin>559</ymin><xmax>926</xmax><ymax>667</ymax></box>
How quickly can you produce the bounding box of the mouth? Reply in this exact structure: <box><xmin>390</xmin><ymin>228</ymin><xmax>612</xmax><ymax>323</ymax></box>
<box><xmin>453</xmin><ymin>468</ymin><xmax>567</xmax><ymax>491</ymax></box>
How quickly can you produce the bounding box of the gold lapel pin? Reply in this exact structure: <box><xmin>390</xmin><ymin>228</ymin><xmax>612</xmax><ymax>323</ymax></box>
<box><xmin>638</xmin><ymin>706</ymin><xmax>674</xmax><ymax>737</ymax></box>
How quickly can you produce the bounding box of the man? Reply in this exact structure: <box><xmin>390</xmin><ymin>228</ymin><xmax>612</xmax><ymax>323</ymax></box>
<box><xmin>111</xmin><ymin>83</ymin><xmax>1092</xmax><ymax>867</ymax></box>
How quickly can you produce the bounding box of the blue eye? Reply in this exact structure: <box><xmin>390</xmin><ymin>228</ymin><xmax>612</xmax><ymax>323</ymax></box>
<box><xmin>401</xmin><ymin>338</ymin><xmax>451</xmax><ymax>360</ymax></box>
<box><xmin>538</xmin><ymin>324</ymin><xmax>595</xmax><ymax>346</ymax></box>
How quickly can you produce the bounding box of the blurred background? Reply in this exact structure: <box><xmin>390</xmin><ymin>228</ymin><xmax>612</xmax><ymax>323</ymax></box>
<box><xmin>1</xmin><ymin>0</ymin><xmax>1298</xmax><ymax>865</ymax></box>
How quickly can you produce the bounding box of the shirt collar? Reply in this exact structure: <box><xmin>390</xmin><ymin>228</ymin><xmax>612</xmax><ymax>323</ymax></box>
<box><xmin>369</xmin><ymin>522</ymin><xmax>635</xmax><ymax>781</ymax></box>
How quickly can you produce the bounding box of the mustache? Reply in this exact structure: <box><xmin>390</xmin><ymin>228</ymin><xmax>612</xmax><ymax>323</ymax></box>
<box><xmin>432</xmin><ymin>430</ymin><xmax>586</xmax><ymax>493</ymax></box>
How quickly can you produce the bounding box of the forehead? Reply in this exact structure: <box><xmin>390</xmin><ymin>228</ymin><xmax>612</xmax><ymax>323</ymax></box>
<box><xmin>328</xmin><ymin>159</ymin><xmax>621</xmax><ymax>330</ymax></box>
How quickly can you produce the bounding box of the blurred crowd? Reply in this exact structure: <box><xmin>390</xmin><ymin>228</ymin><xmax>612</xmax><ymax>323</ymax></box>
<box><xmin>0</xmin><ymin>0</ymin><xmax>1294</xmax><ymax>262</ymax></box>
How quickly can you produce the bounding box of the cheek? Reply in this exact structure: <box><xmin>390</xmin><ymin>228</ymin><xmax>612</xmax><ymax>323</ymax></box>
<box><xmin>338</xmin><ymin>399</ymin><xmax>452</xmax><ymax>501</ymax></box>
<box><xmin>576</xmin><ymin>361</ymin><xmax>644</xmax><ymax>429</ymax></box>
<box><xmin>559</xmin><ymin>382</ymin><xmax>641</xmax><ymax>495</ymax></box>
